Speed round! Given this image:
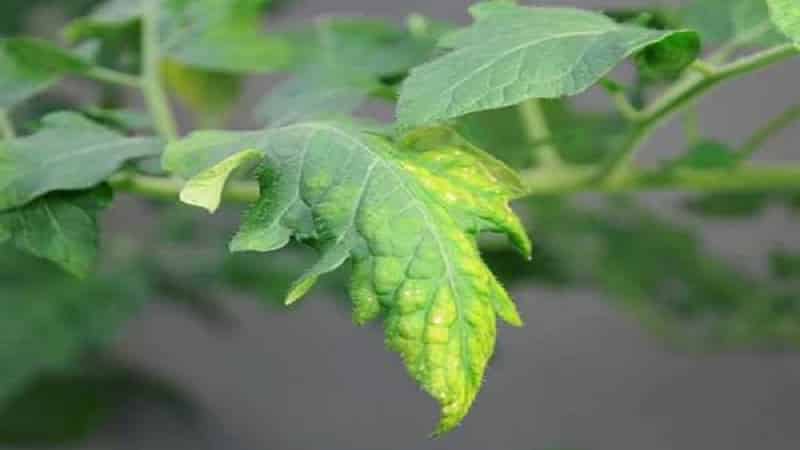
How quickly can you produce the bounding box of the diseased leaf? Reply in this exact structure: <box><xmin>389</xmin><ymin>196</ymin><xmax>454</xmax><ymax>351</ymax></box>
<box><xmin>164</xmin><ymin>122</ymin><xmax>530</xmax><ymax>434</ymax></box>
<box><xmin>397</xmin><ymin>2</ymin><xmax>698</xmax><ymax>129</ymax></box>
<box><xmin>767</xmin><ymin>0</ymin><xmax>800</xmax><ymax>45</ymax></box>
<box><xmin>0</xmin><ymin>112</ymin><xmax>161</xmax><ymax>210</ymax></box>
<box><xmin>0</xmin><ymin>187</ymin><xmax>111</xmax><ymax>277</ymax></box>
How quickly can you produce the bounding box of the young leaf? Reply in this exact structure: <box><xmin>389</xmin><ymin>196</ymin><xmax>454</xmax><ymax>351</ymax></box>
<box><xmin>164</xmin><ymin>122</ymin><xmax>530</xmax><ymax>434</ymax></box>
<box><xmin>0</xmin><ymin>112</ymin><xmax>161</xmax><ymax>210</ymax></box>
<box><xmin>179</xmin><ymin>149</ymin><xmax>262</xmax><ymax>213</ymax></box>
<box><xmin>397</xmin><ymin>2</ymin><xmax>698</xmax><ymax>129</ymax></box>
<box><xmin>767</xmin><ymin>0</ymin><xmax>800</xmax><ymax>45</ymax></box>
<box><xmin>0</xmin><ymin>187</ymin><xmax>111</xmax><ymax>277</ymax></box>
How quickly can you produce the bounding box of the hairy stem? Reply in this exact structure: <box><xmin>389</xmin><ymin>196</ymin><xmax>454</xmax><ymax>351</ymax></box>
<box><xmin>738</xmin><ymin>104</ymin><xmax>800</xmax><ymax>159</ymax></box>
<box><xmin>598</xmin><ymin>44</ymin><xmax>799</xmax><ymax>182</ymax></box>
<box><xmin>141</xmin><ymin>0</ymin><xmax>179</xmax><ymax>142</ymax></box>
<box><xmin>0</xmin><ymin>109</ymin><xmax>15</xmax><ymax>139</ymax></box>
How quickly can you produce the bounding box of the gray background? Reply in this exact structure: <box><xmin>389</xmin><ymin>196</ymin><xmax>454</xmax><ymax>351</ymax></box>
<box><xmin>85</xmin><ymin>1</ymin><xmax>800</xmax><ymax>449</ymax></box>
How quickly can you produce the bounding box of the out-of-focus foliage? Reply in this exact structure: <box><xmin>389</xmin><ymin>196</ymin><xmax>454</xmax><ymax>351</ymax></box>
<box><xmin>514</xmin><ymin>198</ymin><xmax>800</xmax><ymax>349</ymax></box>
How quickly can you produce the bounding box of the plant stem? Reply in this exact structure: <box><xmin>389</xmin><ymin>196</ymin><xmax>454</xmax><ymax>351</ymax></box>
<box><xmin>738</xmin><ymin>104</ymin><xmax>800</xmax><ymax>159</ymax></box>
<box><xmin>597</xmin><ymin>44</ymin><xmax>799</xmax><ymax>182</ymax></box>
<box><xmin>111</xmin><ymin>163</ymin><xmax>800</xmax><ymax>205</ymax></box>
<box><xmin>109</xmin><ymin>172</ymin><xmax>259</xmax><ymax>203</ymax></box>
<box><xmin>85</xmin><ymin>66</ymin><xmax>142</xmax><ymax>88</ymax></box>
<box><xmin>684</xmin><ymin>102</ymin><xmax>701</xmax><ymax>146</ymax></box>
<box><xmin>0</xmin><ymin>109</ymin><xmax>15</xmax><ymax>139</ymax></box>
<box><xmin>141</xmin><ymin>0</ymin><xmax>179</xmax><ymax>142</ymax></box>
<box><xmin>518</xmin><ymin>99</ymin><xmax>562</xmax><ymax>166</ymax></box>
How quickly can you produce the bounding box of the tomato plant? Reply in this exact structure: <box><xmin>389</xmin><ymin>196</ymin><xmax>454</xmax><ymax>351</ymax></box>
<box><xmin>1</xmin><ymin>0</ymin><xmax>800</xmax><ymax>442</ymax></box>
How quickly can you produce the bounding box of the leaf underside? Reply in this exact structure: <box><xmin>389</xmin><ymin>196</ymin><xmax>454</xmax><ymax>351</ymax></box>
<box><xmin>164</xmin><ymin>122</ymin><xmax>531</xmax><ymax>434</ymax></box>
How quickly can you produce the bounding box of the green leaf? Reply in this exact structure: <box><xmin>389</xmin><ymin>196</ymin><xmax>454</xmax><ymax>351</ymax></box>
<box><xmin>0</xmin><ymin>248</ymin><xmax>149</xmax><ymax>408</ymax></box>
<box><xmin>456</xmin><ymin>100</ymin><xmax>628</xmax><ymax>167</ymax></box>
<box><xmin>179</xmin><ymin>149</ymin><xmax>262</xmax><ymax>213</ymax></box>
<box><xmin>683</xmin><ymin>0</ymin><xmax>787</xmax><ymax>48</ymax></box>
<box><xmin>685</xmin><ymin>192</ymin><xmax>771</xmax><ymax>217</ymax></box>
<box><xmin>67</xmin><ymin>0</ymin><xmax>292</xmax><ymax>74</ymax></box>
<box><xmin>667</xmin><ymin>140</ymin><xmax>740</xmax><ymax>170</ymax></box>
<box><xmin>0</xmin><ymin>187</ymin><xmax>111</xmax><ymax>277</ymax></box>
<box><xmin>0</xmin><ymin>366</ymin><xmax>187</xmax><ymax>446</ymax></box>
<box><xmin>770</xmin><ymin>249</ymin><xmax>800</xmax><ymax>279</ymax></box>
<box><xmin>527</xmin><ymin>199</ymin><xmax>800</xmax><ymax>348</ymax></box>
<box><xmin>164</xmin><ymin>122</ymin><xmax>530</xmax><ymax>434</ymax></box>
<box><xmin>254</xmin><ymin>18</ymin><xmax>438</xmax><ymax>126</ymax></box>
<box><xmin>0</xmin><ymin>112</ymin><xmax>161</xmax><ymax>210</ymax></box>
<box><xmin>0</xmin><ymin>38</ymin><xmax>91</xmax><ymax>108</ymax></box>
<box><xmin>767</xmin><ymin>0</ymin><xmax>800</xmax><ymax>45</ymax></box>
<box><xmin>288</xmin><ymin>18</ymin><xmax>438</xmax><ymax>79</ymax></box>
<box><xmin>255</xmin><ymin>71</ymin><xmax>378</xmax><ymax>127</ymax></box>
<box><xmin>397</xmin><ymin>2</ymin><xmax>698</xmax><ymax>129</ymax></box>
<box><xmin>163</xmin><ymin>60</ymin><xmax>242</xmax><ymax>127</ymax></box>
<box><xmin>82</xmin><ymin>108</ymin><xmax>154</xmax><ymax>133</ymax></box>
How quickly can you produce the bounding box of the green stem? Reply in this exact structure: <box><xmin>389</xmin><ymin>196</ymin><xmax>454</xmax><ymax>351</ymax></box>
<box><xmin>0</xmin><ymin>109</ymin><xmax>15</xmax><ymax>139</ymax></box>
<box><xmin>738</xmin><ymin>103</ymin><xmax>800</xmax><ymax>159</ymax></box>
<box><xmin>85</xmin><ymin>66</ymin><xmax>142</xmax><ymax>88</ymax></box>
<box><xmin>518</xmin><ymin>99</ymin><xmax>562</xmax><ymax>166</ymax></box>
<box><xmin>111</xmin><ymin>163</ymin><xmax>800</xmax><ymax>205</ymax></box>
<box><xmin>109</xmin><ymin>172</ymin><xmax>259</xmax><ymax>203</ymax></box>
<box><xmin>141</xmin><ymin>0</ymin><xmax>179</xmax><ymax>142</ymax></box>
<box><xmin>598</xmin><ymin>44</ymin><xmax>799</xmax><ymax>182</ymax></box>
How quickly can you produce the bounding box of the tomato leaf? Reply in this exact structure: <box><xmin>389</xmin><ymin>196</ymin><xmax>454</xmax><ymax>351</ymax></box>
<box><xmin>397</xmin><ymin>2</ymin><xmax>697</xmax><ymax>129</ymax></box>
<box><xmin>163</xmin><ymin>122</ymin><xmax>530</xmax><ymax>434</ymax></box>
<box><xmin>0</xmin><ymin>38</ymin><xmax>92</xmax><ymax>108</ymax></box>
<box><xmin>683</xmin><ymin>0</ymin><xmax>787</xmax><ymax>48</ymax></box>
<box><xmin>0</xmin><ymin>187</ymin><xmax>111</xmax><ymax>277</ymax></box>
<box><xmin>0</xmin><ymin>112</ymin><xmax>161</xmax><ymax>210</ymax></box>
<box><xmin>767</xmin><ymin>0</ymin><xmax>800</xmax><ymax>46</ymax></box>
<box><xmin>67</xmin><ymin>0</ymin><xmax>292</xmax><ymax>74</ymax></box>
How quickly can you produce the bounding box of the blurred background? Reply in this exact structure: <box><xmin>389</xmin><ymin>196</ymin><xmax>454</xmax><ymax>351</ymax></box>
<box><xmin>2</xmin><ymin>1</ymin><xmax>800</xmax><ymax>449</ymax></box>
